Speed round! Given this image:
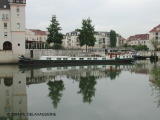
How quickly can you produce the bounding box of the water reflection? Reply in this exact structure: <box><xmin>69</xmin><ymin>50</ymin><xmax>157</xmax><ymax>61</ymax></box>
<box><xmin>47</xmin><ymin>80</ymin><xmax>65</xmax><ymax>109</ymax></box>
<box><xmin>0</xmin><ymin>66</ymin><xmax>27</xmax><ymax>120</ymax></box>
<box><xmin>1</xmin><ymin>61</ymin><xmax>160</xmax><ymax>119</ymax></box>
<box><xmin>149</xmin><ymin>64</ymin><xmax>160</xmax><ymax>107</ymax></box>
<box><xmin>78</xmin><ymin>76</ymin><xmax>97</xmax><ymax>103</ymax></box>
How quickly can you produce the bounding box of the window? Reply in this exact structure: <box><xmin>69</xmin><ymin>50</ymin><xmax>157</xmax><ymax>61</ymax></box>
<box><xmin>18</xmin><ymin>43</ymin><xmax>20</xmax><ymax>46</ymax></box>
<box><xmin>87</xmin><ymin>58</ymin><xmax>92</xmax><ymax>60</ymax></box>
<box><xmin>4</xmin><ymin>23</ymin><xmax>7</xmax><ymax>28</ymax></box>
<box><xmin>4</xmin><ymin>32</ymin><xmax>7</xmax><ymax>37</ymax></box>
<box><xmin>93</xmin><ymin>58</ymin><xmax>97</xmax><ymax>60</ymax></box>
<box><xmin>2</xmin><ymin>14</ymin><xmax>5</xmax><ymax>20</ymax></box>
<box><xmin>17</xmin><ymin>23</ymin><xmax>20</xmax><ymax>29</ymax></box>
<box><xmin>16</xmin><ymin>7</ymin><xmax>20</xmax><ymax>12</ymax></box>
<box><xmin>79</xmin><ymin>58</ymin><xmax>84</xmax><ymax>60</ymax></box>
<box><xmin>47</xmin><ymin>57</ymin><xmax>51</xmax><ymax>60</ymax></box>
<box><xmin>57</xmin><ymin>58</ymin><xmax>61</xmax><ymax>60</ymax></box>
<box><xmin>5</xmin><ymin>14</ymin><xmax>8</xmax><ymax>20</ymax></box>
<box><xmin>102</xmin><ymin>58</ymin><xmax>106</xmax><ymax>60</ymax></box>
<box><xmin>71</xmin><ymin>58</ymin><xmax>76</xmax><ymax>60</ymax></box>
<box><xmin>63</xmin><ymin>58</ymin><xmax>68</xmax><ymax>60</ymax></box>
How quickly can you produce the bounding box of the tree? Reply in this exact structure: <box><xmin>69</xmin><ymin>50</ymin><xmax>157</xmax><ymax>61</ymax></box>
<box><xmin>110</xmin><ymin>30</ymin><xmax>117</xmax><ymax>48</ymax></box>
<box><xmin>47</xmin><ymin>15</ymin><xmax>63</xmax><ymax>49</ymax></box>
<box><xmin>77</xmin><ymin>18</ymin><xmax>96</xmax><ymax>52</ymax></box>
<box><xmin>131</xmin><ymin>45</ymin><xmax>149</xmax><ymax>51</ymax></box>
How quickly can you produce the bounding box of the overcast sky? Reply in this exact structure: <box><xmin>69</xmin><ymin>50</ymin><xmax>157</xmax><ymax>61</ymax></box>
<box><xmin>26</xmin><ymin>0</ymin><xmax>160</xmax><ymax>38</ymax></box>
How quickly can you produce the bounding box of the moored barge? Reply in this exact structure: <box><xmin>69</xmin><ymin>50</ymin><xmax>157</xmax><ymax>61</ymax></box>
<box><xmin>19</xmin><ymin>50</ymin><xmax>134</xmax><ymax>67</ymax></box>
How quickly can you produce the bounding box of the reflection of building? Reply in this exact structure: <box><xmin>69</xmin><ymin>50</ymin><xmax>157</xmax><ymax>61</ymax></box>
<box><xmin>0</xmin><ymin>0</ymin><xmax>26</xmax><ymax>63</ymax></box>
<box><xmin>0</xmin><ymin>66</ymin><xmax>27</xmax><ymax>120</ymax></box>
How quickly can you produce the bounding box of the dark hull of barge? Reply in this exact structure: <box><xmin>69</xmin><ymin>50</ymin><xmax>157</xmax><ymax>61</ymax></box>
<box><xmin>19</xmin><ymin>58</ymin><xmax>134</xmax><ymax>68</ymax></box>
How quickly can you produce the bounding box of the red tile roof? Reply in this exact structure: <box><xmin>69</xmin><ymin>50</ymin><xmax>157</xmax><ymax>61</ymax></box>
<box><xmin>149</xmin><ymin>24</ymin><xmax>160</xmax><ymax>33</ymax></box>
<box><xmin>30</xmin><ymin>29</ymin><xmax>48</xmax><ymax>35</ymax></box>
<box><xmin>128</xmin><ymin>34</ymin><xmax>149</xmax><ymax>41</ymax></box>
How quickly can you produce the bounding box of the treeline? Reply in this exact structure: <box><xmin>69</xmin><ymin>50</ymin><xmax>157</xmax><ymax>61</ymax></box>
<box><xmin>123</xmin><ymin>44</ymin><xmax>149</xmax><ymax>51</ymax></box>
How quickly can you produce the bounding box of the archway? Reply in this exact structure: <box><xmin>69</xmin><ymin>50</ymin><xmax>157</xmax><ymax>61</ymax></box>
<box><xmin>3</xmin><ymin>41</ymin><xmax>12</xmax><ymax>50</ymax></box>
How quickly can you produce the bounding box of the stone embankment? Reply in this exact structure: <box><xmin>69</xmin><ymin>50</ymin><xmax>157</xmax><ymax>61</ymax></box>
<box><xmin>137</xmin><ymin>51</ymin><xmax>160</xmax><ymax>58</ymax></box>
<box><xmin>25</xmin><ymin>49</ymin><xmax>106</xmax><ymax>59</ymax></box>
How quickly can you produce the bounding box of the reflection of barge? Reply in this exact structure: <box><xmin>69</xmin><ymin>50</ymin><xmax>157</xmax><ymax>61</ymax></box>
<box><xmin>19</xmin><ymin>50</ymin><xmax>134</xmax><ymax>67</ymax></box>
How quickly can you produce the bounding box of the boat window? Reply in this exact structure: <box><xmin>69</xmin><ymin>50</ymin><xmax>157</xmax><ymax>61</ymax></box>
<box><xmin>63</xmin><ymin>58</ymin><xmax>68</xmax><ymax>60</ymax></box>
<box><xmin>80</xmin><ymin>66</ymin><xmax>84</xmax><ymax>69</ymax></box>
<box><xmin>71</xmin><ymin>58</ymin><xmax>76</xmax><ymax>60</ymax></box>
<box><xmin>102</xmin><ymin>58</ymin><xmax>106</xmax><ymax>60</ymax></box>
<box><xmin>57</xmin><ymin>67</ymin><xmax>62</xmax><ymax>70</ymax></box>
<box><xmin>57</xmin><ymin>58</ymin><xmax>61</xmax><ymax>60</ymax></box>
<box><xmin>79</xmin><ymin>58</ymin><xmax>84</xmax><ymax>60</ymax></box>
<box><xmin>87</xmin><ymin>58</ymin><xmax>92</xmax><ymax>60</ymax></box>
<box><xmin>63</xmin><ymin>67</ymin><xmax>68</xmax><ymax>69</ymax></box>
<box><xmin>47</xmin><ymin>57</ymin><xmax>51</xmax><ymax>60</ymax></box>
<box><xmin>93</xmin><ymin>58</ymin><xmax>97</xmax><ymax>60</ymax></box>
<box><xmin>123</xmin><ymin>56</ymin><xmax>125</xmax><ymax>58</ymax></box>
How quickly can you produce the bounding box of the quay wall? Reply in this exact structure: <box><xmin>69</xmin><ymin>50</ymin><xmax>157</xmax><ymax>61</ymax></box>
<box><xmin>0</xmin><ymin>51</ymin><xmax>19</xmax><ymax>64</ymax></box>
<box><xmin>1</xmin><ymin>49</ymin><xmax>160</xmax><ymax>64</ymax></box>
<box><xmin>24</xmin><ymin>49</ymin><xmax>105</xmax><ymax>59</ymax></box>
<box><xmin>137</xmin><ymin>51</ymin><xmax>160</xmax><ymax>58</ymax></box>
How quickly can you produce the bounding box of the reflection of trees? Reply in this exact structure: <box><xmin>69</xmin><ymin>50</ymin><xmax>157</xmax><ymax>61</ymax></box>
<box><xmin>150</xmin><ymin>66</ymin><xmax>160</xmax><ymax>107</ymax></box>
<box><xmin>78</xmin><ymin>76</ymin><xmax>97</xmax><ymax>104</ymax></box>
<box><xmin>47</xmin><ymin>80</ymin><xmax>65</xmax><ymax>109</ymax></box>
<box><xmin>105</xmin><ymin>66</ymin><xmax>121</xmax><ymax>80</ymax></box>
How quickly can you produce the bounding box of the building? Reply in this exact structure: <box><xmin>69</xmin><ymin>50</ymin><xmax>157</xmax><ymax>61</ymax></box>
<box><xmin>0</xmin><ymin>0</ymin><xmax>26</xmax><ymax>63</ymax></box>
<box><xmin>116</xmin><ymin>35</ymin><xmax>127</xmax><ymax>47</ymax></box>
<box><xmin>94</xmin><ymin>31</ymin><xmax>110</xmax><ymax>48</ymax></box>
<box><xmin>149</xmin><ymin>24</ymin><xmax>160</xmax><ymax>50</ymax></box>
<box><xmin>63</xmin><ymin>31</ymin><xmax>110</xmax><ymax>49</ymax></box>
<box><xmin>25</xmin><ymin>29</ymin><xmax>48</xmax><ymax>49</ymax></box>
<box><xmin>63</xmin><ymin>31</ymin><xmax>80</xmax><ymax>49</ymax></box>
<box><xmin>127</xmin><ymin>34</ymin><xmax>150</xmax><ymax>47</ymax></box>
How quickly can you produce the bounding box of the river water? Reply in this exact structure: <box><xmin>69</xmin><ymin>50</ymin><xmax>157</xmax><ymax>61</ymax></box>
<box><xmin>0</xmin><ymin>60</ymin><xmax>160</xmax><ymax>120</ymax></box>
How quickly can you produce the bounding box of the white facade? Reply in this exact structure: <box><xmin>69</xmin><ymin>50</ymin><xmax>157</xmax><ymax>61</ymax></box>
<box><xmin>25</xmin><ymin>29</ymin><xmax>47</xmax><ymax>43</ymax></box>
<box><xmin>127</xmin><ymin>34</ymin><xmax>150</xmax><ymax>48</ymax></box>
<box><xmin>149</xmin><ymin>25</ymin><xmax>160</xmax><ymax>50</ymax></box>
<box><xmin>63</xmin><ymin>31</ymin><xmax>110</xmax><ymax>49</ymax></box>
<box><xmin>25</xmin><ymin>29</ymin><xmax>48</xmax><ymax>49</ymax></box>
<box><xmin>62</xmin><ymin>31</ymin><xmax>80</xmax><ymax>49</ymax></box>
<box><xmin>0</xmin><ymin>0</ymin><xmax>26</xmax><ymax>63</ymax></box>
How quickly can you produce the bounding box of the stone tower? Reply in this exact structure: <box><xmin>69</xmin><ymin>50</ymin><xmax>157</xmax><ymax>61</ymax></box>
<box><xmin>9</xmin><ymin>0</ymin><xmax>26</xmax><ymax>54</ymax></box>
<box><xmin>0</xmin><ymin>0</ymin><xmax>26</xmax><ymax>63</ymax></box>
